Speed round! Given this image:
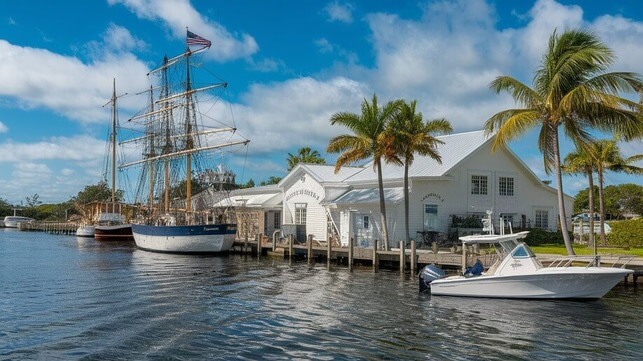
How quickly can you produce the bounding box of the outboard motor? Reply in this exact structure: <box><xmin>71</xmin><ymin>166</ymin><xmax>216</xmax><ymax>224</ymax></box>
<box><xmin>419</xmin><ymin>264</ymin><xmax>446</xmax><ymax>292</ymax></box>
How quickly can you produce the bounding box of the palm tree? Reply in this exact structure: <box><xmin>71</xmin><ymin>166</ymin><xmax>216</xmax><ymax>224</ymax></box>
<box><xmin>286</xmin><ymin>147</ymin><xmax>326</xmax><ymax>171</ymax></box>
<box><xmin>562</xmin><ymin>149</ymin><xmax>597</xmax><ymax>249</ymax></box>
<box><xmin>384</xmin><ymin>100</ymin><xmax>452</xmax><ymax>244</ymax></box>
<box><xmin>327</xmin><ymin>94</ymin><xmax>402</xmax><ymax>250</ymax></box>
<box><xmin>590</xmin><ymin>139</ymin><xmax>642</xmax><ymax>246</ymax></box>
<box><xmin>484</xmin><ymin>29</ymin><xmax>643</xmax><ymax>255</ymax></box>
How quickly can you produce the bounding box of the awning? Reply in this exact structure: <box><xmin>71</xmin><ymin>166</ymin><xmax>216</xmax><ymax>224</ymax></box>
<box><xmin>212</xmin><ymin>193</ymin><xmax>282</xmax><ymax>209</ymax></box>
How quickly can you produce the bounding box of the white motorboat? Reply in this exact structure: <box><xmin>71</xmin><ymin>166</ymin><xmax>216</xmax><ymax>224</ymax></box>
<box><xmin>3</xmin><ymin>216</ymin><xmax>35</xmax><ymax>228</ymax></box>
<box><xmin>419</xmin><ymin>218</ymin><xmax>633</xmax><ymax>299</ymax></box>
<box><xmin>76</xmin><ymin>224</ymin><xmax>95</xmax><ymax>237</ymax></box>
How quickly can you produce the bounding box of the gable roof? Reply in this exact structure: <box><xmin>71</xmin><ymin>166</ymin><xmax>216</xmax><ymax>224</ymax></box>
<box><xmin>344</xmin><ymin>130</ymin><xmax>492</xmax><ymax>183</ymax></box>
<box><xmin>278</xmin><ymin>163</ymin><xmax>362</xmax><ymax>188</ymax></box>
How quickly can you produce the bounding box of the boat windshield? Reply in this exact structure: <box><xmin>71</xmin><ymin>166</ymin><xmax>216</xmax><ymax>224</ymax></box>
<box><xmin>510</xmin><ymin>244</ymin><xmax>536</xmax><ymax>259</ymax></box>
<box><xmin>495</xmin><ymin>240</ymin><xmax>519</xmax><ymax>256</ymax></box>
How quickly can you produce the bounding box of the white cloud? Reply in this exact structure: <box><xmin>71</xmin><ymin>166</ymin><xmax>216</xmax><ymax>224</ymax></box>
<box><xmin>0</xmin><ymin>135</ymin><xmax>105</xmax><ymax>163</ymax></box>
<box><xmin>315</xmin><ymin>38</ymin><xmax>334</xmax><ymax>54</ymax></box>
<box><xmin>0</xmin><ymin>38</ymin><xmax>150</xmax><ymax>123</ymax></box>
<box><xmin>108</xmin><ymin>0</ymin><xmax>258</xmax><ymax>62</ymax></box>
<box><xmin>231</xmin><ymin>76</ymin><xmax>369</xmax><ymax>153</ymax></box>
<box><xmin>0</xmin><ymin>121</ymin><xmax>7</xmax><ymax>133</ymax></box>
<box><xmin>324</xmin><ymin>2</ymin><xmax>354</xmax><ymax>23</ymax></box>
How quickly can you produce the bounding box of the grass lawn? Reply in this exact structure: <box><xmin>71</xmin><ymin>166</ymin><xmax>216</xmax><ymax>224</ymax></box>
<box><xmin>531</xmin><ymin>244</ymin><xmax>643</xmax><ymax>257</ymax></box>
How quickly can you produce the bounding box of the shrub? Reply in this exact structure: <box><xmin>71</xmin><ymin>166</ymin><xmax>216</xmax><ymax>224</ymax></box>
<box><xmin>607</xmin><ymin>219</ymin><xmax>643</xmax><ymax>248</ymax></box>
<box><xmin>523</xmin><ymin>228</ymin><xmax>566</xmax><ymax>246</ymax></box>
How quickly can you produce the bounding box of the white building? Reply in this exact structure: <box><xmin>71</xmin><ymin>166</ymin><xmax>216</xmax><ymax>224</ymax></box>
<box><xmin>212</xmin><ymin>130</ymin><xmax>573</xmax><ymax>248</ymax></box>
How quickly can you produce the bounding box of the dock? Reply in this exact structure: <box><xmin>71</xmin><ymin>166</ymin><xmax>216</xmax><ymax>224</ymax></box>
<box><xmin>17</xmin><ymin>221</ymin><xmax>79</xmax><ymax>235</ymax></box>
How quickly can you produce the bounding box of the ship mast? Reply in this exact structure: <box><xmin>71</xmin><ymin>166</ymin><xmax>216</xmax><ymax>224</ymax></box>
<box><xmin>147</xmin><ymin>85</ymin><xmax>156</xmax><ymax>211</ymax></box>
<box><xmin>185</xmin><ymin>47</ymin><xmax>194</xmax><ymax>223</ymax></box>
<box><xmin>110</xmin><ymin>79</ymin><xmax>117</xmax><ymax>208</ymax></box>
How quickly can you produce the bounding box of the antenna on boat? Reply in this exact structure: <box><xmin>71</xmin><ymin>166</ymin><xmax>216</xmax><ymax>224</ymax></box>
<box><xmin>483</xmin><ymin>210</ymin><xmax>494</xmax><ymax>235</ymax></box>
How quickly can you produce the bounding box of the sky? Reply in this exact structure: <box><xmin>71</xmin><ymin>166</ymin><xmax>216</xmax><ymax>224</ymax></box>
<box><xmin>0</xmin><ymin>0</ymin><xmax>641</xmax><ymax>205</ymax></box>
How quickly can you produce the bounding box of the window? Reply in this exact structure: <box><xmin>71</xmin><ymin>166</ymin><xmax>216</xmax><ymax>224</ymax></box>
<box><xmin>535</xmin><ymin>210</ymin><xmax>548</xmax><ymax>229</ymax></box>
<box><xmin>471</xmin><ymin>175</ymin><xmax>488</xmax><ymax>195</ymax></box>
<box><xmin>423</xmin><ymin>204</ymin><xmax>438</xmax><ymax>230</ymax></box>
<box><xmin>295</xmin><ymin>203</ymin><xmax>307</xmax><ymax>225</ymax></box>
<box><xmin>500</xmin><ymin>214</ymin><xmax>514</xmax><ymax>228</ymax></box>
<box><xmin>274</xmin><ymin>211</ymin><xmax>281</xmax><ymax>229</ymax></box>
<box><xmin>499</xmin><ymin>177</ymin><xmax>514</xmax><ymax>196</ymax></box>
<box><xmin>363</xmin><ymin>215</ymin><xmax>369</xmax><ymax>229</ymax></box>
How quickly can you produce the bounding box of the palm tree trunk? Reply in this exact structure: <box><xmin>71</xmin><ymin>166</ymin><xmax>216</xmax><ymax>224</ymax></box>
<box><xmin>376</xmin><ymin>158</ymin><xmax>389</xmax><ymax>251</ymax></box>
<box><xmin>597</xmin><ymin>168</ymin><xmax>607</xmax><ymax>246</ymax></box>
<box><xmin>553</xmin><ymin>130</ymin><xmax>574</xmax><ymax>255</ymax></box>
<box><xmin>404</xmin><ymin>160</ymin><xmax>410</xmax><ymax>245</ymax></box>
<box><xmin>586</xmin><ymin>170</ymin><xmax>595</xmax><ymax>252</ymax></box>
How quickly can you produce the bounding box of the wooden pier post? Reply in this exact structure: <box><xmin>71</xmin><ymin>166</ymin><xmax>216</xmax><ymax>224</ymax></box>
<box><xmin>399</xmin><ymin>240</ymin><xmax>405</xmax><ymax>273</ymax></box>
<box><xmin>348</xmin><ymin>236</ymin><xmax>354</xmax><ymax>271</ymax></box>
<box><xmin>244</xmin><ymin>232</ymin><xmax>249</xmax><ymax>254</ymax></box>
<box><xmin>288</xmin><ymin>234</ymin><xmax>294</xmax><ymax>260</ymax></box>
<box><xmin>256</xmin><ymin>233</ymin><xmax>263</xmax><ymax>257</ymax></box>
<box><xmin>307</xmin><ymin>234</ymin><xmax>313</xmax><ymax>264</ymax></box>
<box><xmin>410</xmin><ymin>240</ymin><xmax>416</xmax><ymax>275</ymax></box>
<box><xmin>272</xmin><ymin>230</ymin><xmax>279</xmax><ymax>252</ymax></box>
<box><xmin>327</xmin><ymin>235</ymin><xmax>332</xmax><ymax>265</ymax></box>
<box><xmin>372</xmin><ymin>239</ymin><xmax>378</xmax><ymax>271</ymax></box>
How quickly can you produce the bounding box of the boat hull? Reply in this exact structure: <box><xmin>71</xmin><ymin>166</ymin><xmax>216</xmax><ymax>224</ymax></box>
<box><xmin>76</xmin><ymin>225</ymin><xmax>95</xmax><ymax>237</ymax></box>
<box><xmin>131</xmin><ymin>224</ymin><xmax>236</xmax><ymax>253</ymax></box>
<box><xmin>94</xmin><ymin>224</ymin><xmax>134</xmax><ymax>241</ymax></box>
<box><xmin>430</xmin><ymin>267</ymin><xmax>633</xmax><ymax>299</ymax></box>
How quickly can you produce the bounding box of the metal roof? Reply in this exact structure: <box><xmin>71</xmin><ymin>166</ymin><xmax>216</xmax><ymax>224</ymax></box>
<box><xmin>331</xmin><ymin>187</ymin><xmax>405</xmax><ymax>205</ymax></box>
<box><xmin>344</xmin><ymin>130</ymin><xmax>491</xmax><ymax>183</ymax></box>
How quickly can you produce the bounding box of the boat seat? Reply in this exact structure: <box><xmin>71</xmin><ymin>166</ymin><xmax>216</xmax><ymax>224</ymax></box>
<box><xmin>464</xmin><ymin>259</ymin><xmax>484</xmax><ymax>277</ymax></box>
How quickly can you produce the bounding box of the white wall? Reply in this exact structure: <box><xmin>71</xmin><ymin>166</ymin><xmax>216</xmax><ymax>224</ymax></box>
<box><xmin>282</xmin><ymin>173</ymin><xmax>328</xmax><ymax>241</ymax></box>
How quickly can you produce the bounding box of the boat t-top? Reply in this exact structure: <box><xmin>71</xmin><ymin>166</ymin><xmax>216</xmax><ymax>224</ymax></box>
<box><xmin>419</xmin><ymin>212</ymin><xmax>633</xmax><ymax>299</ymax></box>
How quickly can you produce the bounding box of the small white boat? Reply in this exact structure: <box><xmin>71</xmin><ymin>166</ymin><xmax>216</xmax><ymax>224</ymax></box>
<box><xmin>3</xmin><ymin>216</ymin><xmax>35</xmax><ymax>228</ymax></box>
<box><xmin>76</xmin><ymin>224</ymin><xmax>95</xmax><ymax>237</ymax></box>
<box><xmin>420</xmin><ymin>215</ymin><xmax>633</xmax><ymax>299</ymax></box>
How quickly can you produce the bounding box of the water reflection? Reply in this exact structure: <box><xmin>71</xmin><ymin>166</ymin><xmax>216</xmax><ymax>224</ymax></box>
<box><xmin>1</xmin><ymin>231</ymin><xmax>641</xmax><ymax>360</ymax></box>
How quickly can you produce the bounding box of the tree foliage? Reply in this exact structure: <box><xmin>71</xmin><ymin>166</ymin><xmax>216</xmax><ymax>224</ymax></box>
<box><xmin>574</xmin><ymin>183</ymin><xmax>643</xmax><ymax>219</ymax></box>
<box><xmin>260</xmin><ymin>176</ymin><xmax>282</xmax><ymax>186</ymax></box>
<box><xmin>286</xmin><ymin>147</ymin><xmax>326</xmax><ymax>171</ymax></box>
<box><xmin>484</xmin><ymin>29</ymin><xmax>643</xmax><ymax>255</ymax></box>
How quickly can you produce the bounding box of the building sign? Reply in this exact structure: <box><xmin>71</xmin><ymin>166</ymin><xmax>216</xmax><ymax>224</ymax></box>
<box><xmin>421</xmin><ymin>192</ymin><xmax>444</xmax><ymax>203</ymax></box>
<box><xmin>285</xmin><ymin>189</ymin><xmax>321</xmax><ymax>202</ymax></box>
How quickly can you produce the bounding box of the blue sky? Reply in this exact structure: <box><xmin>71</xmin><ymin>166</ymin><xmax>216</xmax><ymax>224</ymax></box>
<box><xmin>0</xmin><ymin>0</ymin><xmax>641</xmax><ymax>204</ymax></box>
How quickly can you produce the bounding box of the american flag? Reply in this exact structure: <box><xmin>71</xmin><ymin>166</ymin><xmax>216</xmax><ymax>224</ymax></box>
<box><xmin>187</xmin><ymin>30</ymin><xmax>212</xmax><ymax>48</ymax></box>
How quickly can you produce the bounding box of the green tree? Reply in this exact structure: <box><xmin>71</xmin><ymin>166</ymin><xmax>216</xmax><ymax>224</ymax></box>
<box><xmin>384</xmin><ymin>100</ymin><xmax>452</xmax><ymax>244</ymax></box>
<box><xmin>0</xmin><ymin>197</ymin><xmax>13</xmax><ymax>216</ymax></box>
<box><xmin>615</xmin><ymin>183</ymin><xmax>643</xmax><ymax>216</ymax></box>
<box><xmin>590</xmin><ymin>140</ymin><xmax>642</xmax><ymax>245</ymax></box>
<box><xmin>260</xmin><ymin>176</ymin><xmax>282</xmax><ymax>186</ymax></box>
<box><xmin>327</xmin><ymin>94</ymin><xmax>402</xmax><ymax>250</ymax></box>
<box><xmin>73</xmin><ymin>182</ymin><xmax>117</xmax><ymax>205</ymax></box>
<box><xmin>484</xmin><ymin>29</ymin><xmax>643</xmax><ymax>255</ymax></box>
<box><xmin>286</xmin><ymin>147</ymin><xmax>326</xmax><ymax>171</ymax></box>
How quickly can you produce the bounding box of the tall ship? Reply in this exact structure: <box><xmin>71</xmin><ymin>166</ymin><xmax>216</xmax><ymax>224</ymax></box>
<box><xmin>119</xmin><ymin>30</ymin><xmax>249</xmax><ymax>253</ymax></box>
<box><xmin>94</xmin><ymin>79</ymin><xmax>134</xmax><ymax>242</ymax></box>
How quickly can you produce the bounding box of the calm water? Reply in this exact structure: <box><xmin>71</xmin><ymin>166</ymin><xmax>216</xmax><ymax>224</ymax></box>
<box><xmin>1</xmin><ymin>229</ymin><xmax>641</xmax><ymax>360</ymax></box>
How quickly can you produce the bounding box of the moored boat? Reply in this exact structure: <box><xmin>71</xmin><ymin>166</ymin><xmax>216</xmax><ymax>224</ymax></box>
<box><xmin>93</xmin><ymin>80</ymin><xmax>134</xmax><ymax>242</ymax></box>
<box><xmin>120</xmin><ymin>30</ymin><xmax>249</xmax><ymax>254</ymax></box>
<box><xmin>3</xmin><ymin>216</ymin><xmax>35</xmax><ymax>228</ymax></box>
<box><xmin>76</xmin><ymin>224</ymin><xmax>95</xmax><ymax>237</ymax></box>
<box><xmin>419</xmin><ymin>213</ymin><xmax>633</xmax><ymax>299</ymax></box>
